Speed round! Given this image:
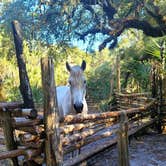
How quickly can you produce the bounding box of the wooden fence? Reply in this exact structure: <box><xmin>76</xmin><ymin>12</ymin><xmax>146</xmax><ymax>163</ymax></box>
<box><xmin>0</xmin><ymin>57</ymin><xmax>159</xmax><ymax>166</ymax></box>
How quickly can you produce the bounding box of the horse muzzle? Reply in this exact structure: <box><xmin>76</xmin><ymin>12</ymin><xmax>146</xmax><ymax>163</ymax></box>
<box><xmin>74</xmin><ymin>103</ymin><xmax>83</xmax><ymax>113</ymax></box>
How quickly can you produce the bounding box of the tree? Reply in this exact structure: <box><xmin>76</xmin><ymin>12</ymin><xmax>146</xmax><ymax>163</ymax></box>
<box><xmin>142</xmin><ymin>37</ymin><xmax>166</xmax><ymax>97</ymax></box>
<box><xmin>1</xmin><ymin>0</ymin><xmax>166</xmax><ymax>51</ymax></box>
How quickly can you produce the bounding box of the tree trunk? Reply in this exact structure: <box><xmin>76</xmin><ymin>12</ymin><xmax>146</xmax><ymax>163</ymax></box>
<box><xmin>11</xmin><ymin>20</ymin><xmax>35</xmax><ymax>110</ymax></box>
<box><xmin>151</xmin><ymin>65</ymin><xmax>157</xmax><ymax>98</ymax></box>
<box><xmin>123</xmin><ymin>72</ymin><xmax>131</xmax><ymax>90</ymax></box>
<box><xmin>116</xmin><ymin>54</ymin><xmax>121</xmax><ymax>93</ymax></box>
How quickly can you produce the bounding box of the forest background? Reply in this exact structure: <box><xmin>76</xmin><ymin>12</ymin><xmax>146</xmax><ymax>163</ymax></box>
<box><xmin>0</xmin><ymin>0</ymin><xmax>166</xmax><ymax>111</ymax></box>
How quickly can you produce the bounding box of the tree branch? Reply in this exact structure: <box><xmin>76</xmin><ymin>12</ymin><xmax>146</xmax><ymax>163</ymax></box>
<box><xmin>83</xmin><ymin>5</ymin><xmax>100</xmax><ymax>25</ymax></box>
<box><xmin>99</xmin><ymin>36</ymin><xmax>117</xmax><ymax>51</ymax></box>
<box><xmin>145</xmin><ymin>6</ymin><xmax>164</xmax><ymax>25</ymax></box>
<box><xmin>80</xmin><ymin>0</ymin><xmax>99</xmax><ymax>5</ymax></box>
<box><xmin>76</xmin><ymin>27</ymin><xmax>110</xmax><ymax>40</ymax></box>
<box><xmin>124</xmin><ymin>19</ymin><xmax>166</xmax><ymax>37</ymax></box>
<box><xmin>110</xmin><ymin>18</ymin><xmax>166</xmax><ymax>37</ymax></box>
<box><xmin>101</xmin><ymin>0</ymin><xmax>116</xmax><ymax>19</ymax></box>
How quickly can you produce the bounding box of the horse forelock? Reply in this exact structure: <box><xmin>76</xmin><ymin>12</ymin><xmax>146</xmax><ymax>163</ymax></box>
<box><xmin>69</xmin><ymin>66</ymin><xmax>85</xmax><ymax>81</ymax></box>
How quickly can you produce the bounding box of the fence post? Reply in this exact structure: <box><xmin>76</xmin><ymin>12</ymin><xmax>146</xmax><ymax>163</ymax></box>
<box><xmin>157</xmin><ymin>101</ymin><xmax>162</xmax><ymax>133</ymax></box>
<box><xmin>11</xmin><ymin>20</ymin><xmax>36</xmax><ymax>113</ymax></box>
<box><xmin>117</xmin><ymin>111</ymin><xmax>129</xmax><ymax>166</ymax></box>
<box><xmin>2</xmin><ymin>108</ymin><xmax>19</xmax><ymax>166</ymax></box>
<box><xmin>41</xmin><ymin>57</ymin><xmax>63</xmax><ymax>166</ymax></box>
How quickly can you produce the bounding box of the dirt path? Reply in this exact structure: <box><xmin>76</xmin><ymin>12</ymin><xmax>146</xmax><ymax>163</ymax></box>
<box><xmin>87</xmin><ymin>133</ymin><xmax>166</xmax><ymax>166</ymax></box>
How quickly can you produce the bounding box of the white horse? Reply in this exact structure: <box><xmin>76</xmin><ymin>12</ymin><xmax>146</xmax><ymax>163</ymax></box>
<box><xmin>56</xmin><ymin>60</ymin><xmax>88</xmax><ymax>118</ymax></box>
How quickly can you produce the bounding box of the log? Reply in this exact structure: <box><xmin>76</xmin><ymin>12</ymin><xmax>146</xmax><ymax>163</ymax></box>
<box><xmin>64</xmin><ymin>118</ymin><xmax>157</xmax><ymax>166</ymax></box>
<box><xmin>2</xmin><ymin>108</ymin><xmax>19</xmax><ymax>165</ymax></box>
<box><xmin>0</xmin><ymin>148</ymin><xmax>26</xmax><ymax>160</ymax></box>
<box><xmin>60</xmin><ymin>118</ymin><xmax>116</xmax><ymax>135</ymax></box>
<box><xmin>0</xmin><ymin>101</ymin><xmax>23</xmax><ymax>110</ymax></box>
<box><xmin>64</xmin><ymin>137</ymin><xmax>117</xmax><ymax>166</ymax></box>
<box><xmin>64</xmin><ymin>129</ymin><xmax>116</xmax><ymax>154</ymax></box>
<box><xmin>19</xmin><ymin>133</ymin><xmax>39</xmax><ymax>143</ymax></box>
<box><xmin>0</xmin><ymin>147</ymin><xmax>43</xmax><ymax>163</ymax></box>
<box><xmin>24</xmin><ymin>148</ymin><xmax>42</xmax><ymax>160</ymax></box>
<box><xmin>128</xmin><ymin>112</ymin><xmax>152</xmax><ymax>123</ymax></box>
<box><xmin>61</xmin><ymin>100</ymin><xmax>156</xmax><ymax>124</ymax></box>
<box><xmin>62</xmin><ymin>121</ymin><xmax>115</xmax><ymax>146</ymax></box>
<box><xmin>115</xmin><ymin>92</ymin><xmax>150</xmax><ymax>97</ymax></box>
<box><xmin>19</xmin><ymin>140</ymin><xmax>43</xmax><ymax>149</ymax></box>
<box><xmin>12</xmin><ymin>20</ymin><xmax>35</xmax><ymax>115</ymax></box>
<box><xmin>41</xmin><ymin>57</ymin><xmax>63</xmax><ymax>166</ymax></box>
<box><xmin>11</xmin><ymin>108</ymin><xmax>37</xmax><ymax>118</ymax></box>
<box><xmin>15</xmin><ymin>126</ymin><xmax>42</xmax><ymax>135</ymax></box>
<box><xmin>18</xmin><ymin>133</ymin><xmax>44</xmax><ymax>149</ymax></box>
<box><xmin>128</xmin><ymin>118</ymin><xmax>157</xmax><ymax>136</ymax></box>
<box><xmin>13</xmin><ymin>117</ymin><xmax>43</xmax><ymax>128</ymax></box>
<box><xmin>62</xmin><ymin>112</ymin><xmax>120</xmax><ymax>124</ymax></box>
<box><xmin>64</xmin><ymin>120</ymin><xmax>140</xmax><ymax>155</ymax></box>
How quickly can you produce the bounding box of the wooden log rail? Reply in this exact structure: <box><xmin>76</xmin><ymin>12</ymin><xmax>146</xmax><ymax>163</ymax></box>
<box><xmin>62</xmin><ymin>99</ymin><xmax>157</xmax><ymax>166</ymax></box>
<box><xmin>0</xmin><ymin>101</ymin><xmax>44</xmax><ymax>165</ymax></box>
<box><xmin>63</xmin><ymin>117</ymin><xmax>154</xmax><ymax>154</ymax></box>
<box><xmin>64</xmin><ymin>129</ymin><xmax>116</xmax><ymax>154</ymax></box>
<box><xmin>60</xmin><ymin>118</ymin><xmax>116</xmax><ymax>135</ymax></box>
<box><xmin>63</xmin><ymin>117</ymin><xmax>157</xmax><ymax>166</ymax></box>
<box><xmin>62</xmin><ymin>121</ymin><xmax>116</xmax><ymax>146</ymax></box>
<box><xmin>115</xmin><ymin>92</ymin><xmax>151</xmax><ymax>98</ymax></box>
<box><xmin>61</xmin><ymin>100</ymin><xmax>156</xmax><ymax>125</ymax></box>
<box><xmin>0</xmin><ymin>102</ymin><xmax>23</xmax><ymax>110</ymax></box>
<box><xmin>0</xmin><ymin>62</ymin><xmax>158</xmax><ymax>166</ymax></box>
<box><xmin>115</xmin><ymin>92</ymin><xmax>154</xmax><ymax>111</ymax></box>
<box><xmin>0</xmin><ymin>147</ymin><xmax>42</xmax><ymax>161</ymax></box>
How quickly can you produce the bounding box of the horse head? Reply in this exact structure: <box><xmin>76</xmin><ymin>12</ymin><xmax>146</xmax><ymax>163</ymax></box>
<box><xmin>66</xmin><ymin>60</ymin><xmax>87</xmax><ymax>114</ymax></box>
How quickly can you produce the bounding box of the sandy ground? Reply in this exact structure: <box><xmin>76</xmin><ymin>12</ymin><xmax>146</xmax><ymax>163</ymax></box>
<box><xmin>87</xmin><ymin>132</ymin><xmax>166</xmax><ymax>166</ymax></box>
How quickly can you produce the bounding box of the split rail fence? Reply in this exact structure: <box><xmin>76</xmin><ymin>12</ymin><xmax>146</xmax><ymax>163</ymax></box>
<box><xmin>0</xmin><ymin>57</ymin><xmax>159</xmax><ymax>166</ymax></box>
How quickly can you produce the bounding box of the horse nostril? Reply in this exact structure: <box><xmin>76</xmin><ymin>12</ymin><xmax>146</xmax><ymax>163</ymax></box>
<box><xmin>74</xmin><ymin>103</ymin><xmax>83</xmax><ymax>113</ymax></box>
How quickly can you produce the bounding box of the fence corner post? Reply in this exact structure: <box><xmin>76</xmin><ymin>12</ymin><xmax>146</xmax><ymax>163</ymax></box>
<box><xmin>41</xmin><ymin>57</ymin><xmax>63</xmax><ymax>166</ymax></box>
<box><xmin>117</xmin><ymin>111</ymin><xmax>129</xmax><ymax>166</ymax></box>
<box><xmin>2</xmin><ymin>108</ymin><xmax>19</xmax><ymax>166</ymax></box>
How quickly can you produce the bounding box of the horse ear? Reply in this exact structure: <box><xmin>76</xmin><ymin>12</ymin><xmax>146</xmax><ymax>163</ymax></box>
<box><xmin>81</xmin><ymin>60</ymin><xmax>86</xmax><ymax>71</ymax></box>
<box><xmin>66</xmin><ymin>62</ymin><xmax>71</xmax><ymax>72</ymax></box>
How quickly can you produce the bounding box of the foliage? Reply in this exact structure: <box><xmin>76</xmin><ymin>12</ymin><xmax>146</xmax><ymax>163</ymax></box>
<box><xmin>0</xmin><ymin>29</ymin><xmax>113</xmax><ymax>104</ymax></box>
<box><xmin>1</xmin><ymin>1</ymin><xmax>166</xmax><ymax>111</ymax></box>
<box><xmin>1</xmin><ymin>0</ymin><xmax>166</xmax><ymax>52</ymax></box>
<box><xmin>87</xmin><ymin>61</ymin><xmax>112</xmax><ymax>100</ymax></box>
<box><xmin>143</xmin><ymin>36</ymin><xmax>166</xmax><ymax>78</ymax></box>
